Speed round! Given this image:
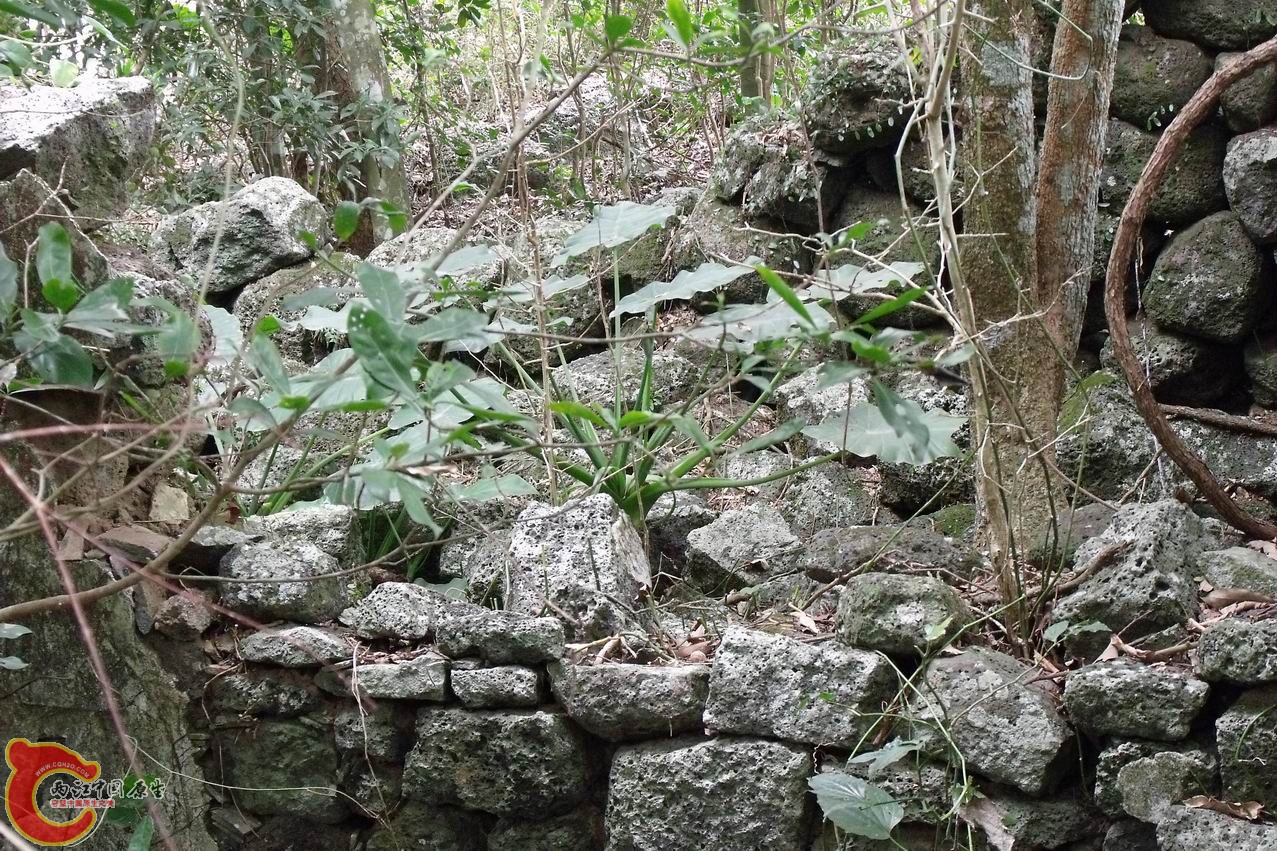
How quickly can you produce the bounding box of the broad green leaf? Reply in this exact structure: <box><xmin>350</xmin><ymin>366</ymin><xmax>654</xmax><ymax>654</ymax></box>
<box><xmin>497</xmin><ymin>273</ymin><xmax>590</xmax><ymax>305</ymax></box>
<box><xmin>356</xmin><ymin>262</ymin><xmax>406</xmax><ymax>324</ymax></box>
<box><xmin>553</xmin><ymin>202</ymin><xmax>675</xmax><ymax>266</ymax></box>
<box><xmin>49</xmin><ymin>56</ymin><xmax>77</xmax><ymax>87</ymax></box>
<box><xmin>0</xmin><ymin>655</ymin><xmax>28</xmax><ymax>670</ymax></box>
<box><xmin>810</xmin><ymin>262</ymin><xmax>925</xmax><ymax>302</ymax></box>
<box><xmin>1</xmin><ymin>38</ymin><xmax>33</xmax><ymax>71</ymax></box>
<box><xmin>436</xmin><ymin>243</ymin><xmax>499</xmax><ymax>277</ymax></box>
<box><xmin>414</xmin><ymin>307</ymin><xmax>490</xmax><ymax>343</ymax></box>
<box><xmin>448</xmin><ymin>474</ymin><xmax>538</xmax><ymax>503</ymax></box>
<box><xmin>757</xmin><ymin>264</ymin><xmax>814</xmax><ymax>329</ymax></box>
<box><xmin>0</xmin><ymin>623</ymin><xmax>32</xmax><ymax>639</ymax></box>
<box><xmin>0</xmin><ymin>242</ymin><xmax>17</xmax><ymax>315</ymax></box>
<box><xmin>249</xmin><ymin>333</ymin><xmax>291</xmax><ymax>393</ymax></box>
<box><xmin>846</xmin><ymin>740</ymin><xmax>923</xmax><ymax>778</ymax></box>
<box><xmin>378</xmin><ymin>200</ymin><xmax>408</xmax><ymax>234</ymax></box>
<box><xmin>126</xmin><ymin>816</ymin><xmax>155</xmax><ymax>851</ymax></box>
<box><xmin>24</xmin><ymin>333</ymin><xmax>93</xmax><ymax>386</ymax></box>
<box><xmin>550</xmin><ymin>400</ymin><xmax>609</xmax><ymax>429</ymax></box>
<box><xmin>35</xmin><ymin>222</ymin><xmax>73</xmax><ymax>290</ymax></box>
<box><xmin>809</xmin><ymin>772</ymin><xmax>904</xmax><ymax>840</ymax></box>
<box><xmin>41</xmin><ymin>277</ymin><xmax>79</xmax><ymax>312</ymax></box>
<box><xmin>802</xmin><ymin>398</ymin><xmax>962</xmax><ymax>465</ymax></box>
<box><xmin>666</xmin><ymin>0</ymin><xmax>694</xmax><ymax>48</ymax></box>
<box><xmin>687</xmin><ymin>299</ymin><xmax>833</xmax><ymax>348</ymax></box>
<box><xmin>155</xmin><ymin>308</ymin><xmax>200</xmax><ymax>378</ymax></box>
<box><xmin>0</xmin><ymin>0</ymin><xmax>61</xmax><ymax>27</ymax></box>
<box><xmin>816</xmin><ymin>361</ymin><xmax>869</xmax><ymax>390</ymax></box>
<box><xmin>64</xmin><ymin>278</ymin><xmax>133</xmax><ymax>337</ymax></box>
<box><xmin>347</xmin><ymin>304</ymin><xmax>419</xmax><ymax>398</ymax></box>
<box><xmin>855</xmin><ymin>287</ymin><xmax>928</xmax><ymax>327</ymax></box>
<box><xmin>202</xmin><ymin>304</ymin><xmax>244</xmax><ymax>366</ymax></box>
<box><xmin>86</xmin><ymin>0</ymin><xmax>136</xmax><ymax>25</ymax></box>
<box><xmin>604</xmin><ymin>13</ymin><xmax>633</xmax><ymax>43</ymax></box>
<box><xmin>334</xmin><ymin>201</ymin><xmax>361</xmax><ymax>241</ymax></box>
<box><xmin>609</xmin><ymin>260</ymin><xmax>757</xmax><ymax>319</ymax></box>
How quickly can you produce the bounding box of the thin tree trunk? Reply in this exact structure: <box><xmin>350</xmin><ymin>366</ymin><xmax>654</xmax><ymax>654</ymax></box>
<box><xmin>738</xmin><ymin>0</ymin><xmax>765</xmax><ymax>110</ymax></box>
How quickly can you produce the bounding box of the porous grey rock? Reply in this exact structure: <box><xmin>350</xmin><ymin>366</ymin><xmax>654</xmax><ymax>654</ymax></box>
<box><xmin>153</xmin><ymin>593</ymin><xmax>214</xmax><ymax>640</ymax></box>
<box><xmin>684</xmin><ymin>503</ymin><xmax>800</xmax><ymax>594</ymax></box>
<box><xmin>177</xmin><ymin>524</ymin><xmax>260</xmax><ymax>572</ymax></box>
<box><xmin>220</xmin><ymin>540</ymin><xmax>349</xmax><ymax>623</ymax></box>
<box><xmin>1093</xmin><ymin>738</ymin><xmax>1217</xmax><ymax>819</ymax></box>
<box><xmin>1142</xmin><ymin>0</ymin><xmax>1277</xmax><ymax>50</ymax></box>
<box><xmin>605</xmin><ymin>737</ymin><xmax>812</xmax><ymax>851</ymax></box>
<box><xmin>1117</xmin><ymin>751</ymin><xmax>1218</xmax><ymax>822</ymax></box>
<box><xmin>219</xmin><ymin>719</ymin><xmax>346</xmax><ymax>823</ymax></box>
<box><xmin>1219</xmin><ymin>54</ymin><xmax>1277</xmax><ymax>133</ymax></box>
<box><xmin>550</xmin><ymin>348</ymin><xmax>696</xmax><ymax>410</ymax></box>
<box><xmin>835</xmin><ymin>572</ymin><xmax>972</xmax><ymax>655</ymax></box>
<box><xmin>317</xmin><ymin>654</ymin><xmax>450</xmax><ymax>701</ymax></box>
<box><xmin>704</xmin><ymin>626</ymin><xmax>895</xmax><ymax>746</ymax></box>
<box><xmin>1110</xmin><ymin>26</ymin><xmax>1212</xmax><ymax>127</ymax></box>
<box><xmin>833</xmin><ymin>756</ymin><xmax>952</xmax><ymax>826</ymax></box>
<box><xmin>959</xmin><ymin>789</ymin><xmax>1105</xmax><ymax>850</ymax></box>
<box><xmin>910</xmin><ymin>648</ymin><xmax>1073</xmax><ymax>796</ymax></box>
<box><xmin>1217</xmin><ymin>685</ymin><xmax>1277</xmax><ymax>808</ymax></box>
<box><xmin>338</xmin><ymin>582</ymin><xmax>452</xmax><ymax>640</ymax></box>
<box><xmin>488</xmin><ymin>808</ymin><xmax>603</xmax><ymax>851</ymax></box>
<box><xmin>1099</xmin><ymin>320</ymin><xmax>1240</xmax><ymax>406</ymax></box>
<box><xmin>367</xmin><ymin>224</ymin><xmax>504</xmax><ymax>286</ymax></box>
<box><xmin>403</xmin><ymin>708</ymin><xmax>590</xmax><ymax>817</ymax></box>
<box><xmin>238</xmin><ymin>625</ymin><xmax>350</xmax><ymax>668</ymax></box>
<box><xmin>779</xmin><ymin>462</ymin><xmax>877</xmax><ymax>538</ymax></box>
<box><xmin>0</xmin><ymin>77</ymin><xmax>156</xmax><ymax>228</ymax></box>
<box><xmin>549</xmin><ymin>661</ymin><xmax>710</xmax><ymax>741</ymax></box>
<box><xmin>505</xmin><ymin>496</ymin><xmax>651</xmax><ymax>641</ymax></box>
<box><xmin>1101</xmin><ymin>120</ymin><xmax>1227</xmax><ymax>226</ymax></box>
<box><xmin>1103</xmin><ymin>820</ymin><xmax>1159</xmax><ymax>851</ymax></box>
<box><xmin>0</xmin><ymin>169</ymin><xmax>111</xmax><ymax>294</ymax></box>
<box><xmin>205</xmin><ymin>670</ymin><xmax>321</xmax><ymax>717</ymax></box>
<box><xmin>1143</xmin><ymin>211</ymin><xmax>1269</xmax><ymax>344</ymax></box>
<box><xmin>1224</xmin><ymin>128</ymin><xmax>1277</xmax><ymax>245</ymax></box>
<box><xmin>150</xmin><ymin>177</ymin><xmax>326</xmax><ymax>293</ymax></box>
<box><xmin>1196</xmin><ymin>618</ymin><xmax>1277</xmax><ymax>684</ymax></box>
<box><xmin>1156</xmin><ymin>805</ymin><xmax>1277</xmax><ymax>850</ymax></box>
<box><xmin>363</xmin><ymin>802</ymin><xmax>485</xmax><ymax>851</ymax></box>
<box><xmin>801</xmin><ymin>34</ymin><xmax>910</xmax><ymax>155</ymax></box>
<box><xmin>450</xmin><ymin>665</ymin><xmax>542</xmax><ymax>708</ymax></box>
<box><xmin>644</xmin><ymin>492</ymin><xmax>716</xmax><ymax>571</ymax></box>
<box><xmin>1200</xmin><ymin>546</ymin><xmax>1277</xmax><ymax>599</ymax></box>
<box><xmin>1062</xmin><ymin>660</ymin><xmax>1209</xmax><ymax>741</ymax></box>
<box><xmin>1051</xmin><ymin>501</ymin><xmax>1215</xmax><ymax>657</ymax></box>
<box><xmin>436</xmin><ymin>606</ymin><xmax>565</xmax><ymax>665</ymax></box>
<box><xmin>245</xmin><ymin>503</ymin><xmax>362</xmax><ymax>566</ymax></box>
<box><xmin>332</xmin><ymin>705</ymin><xmax>411</xmax><ymax>762</ymax></box>
<box><xmin>798</xmin><ymin>524</ymin><xmax>981</xmax><ymax>583</ymax></box>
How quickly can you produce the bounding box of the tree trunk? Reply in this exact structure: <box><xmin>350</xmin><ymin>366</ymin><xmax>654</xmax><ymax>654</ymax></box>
<box><xmin>322</xmin><ymin>0</ymin><xmax>410</xmax><ymax>253</ymax></box>
<box><xmin>737</xmin><ymin>0</ymin><xmax>767</xmax><ymax>111</ymax></box>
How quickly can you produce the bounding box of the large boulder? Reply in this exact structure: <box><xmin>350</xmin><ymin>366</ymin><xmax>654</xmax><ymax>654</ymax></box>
<box><xmin>1144</xmin><ymin>211</ymin><xmax>1269</xmax><ymax>344</ymax></box>
<box><xmin>550</xmin><ymin>348</ymin><xmax>696</xmax><ymax>409</ymax></box>
<box><xmin>910</xmin><ymin>648</ymin><xmax>1073</xmax><ymax>796</ymax></box>
<box><xmin>244</xmin><ymin>503</ymin><xmax>363</xmax><ymax>566</ymax></box>
<box><xmin>1062</xmin><ymin>659</ymin><xmax>1209</xmax><ymax>740</ymax></box>
<box><xmin>487</xmin><ymin>808</ymin><xmax>604</xmax><ymax>851</ymax></box>
<box><xmin>797</xmin><ymin>524</ymin><xmax>981</xmax><ymax>583</ymax></box>
<box><xmin>403</xmin><ymin>708</ymin><xmax>591</xmax><ymax>817</ymax></box>
<box><xmin>1218</xmin><ymin>53</ymin><xmax>1277</xmax><ymax>133</ymax></box>
<box><xmin>1093</xmin><ymin>738</ymin><xmax>1217</xmax><ymax>818</ymax></box>
<box><xmin>1142</xmin><ymin>0</ymin><xmax>1277</xmax><ymax>50</ymax></box>
<box><xmin>1117</xmin><ymin>751</ymin><xmax>1218</xmax><ymax>823</ymax></box>
<box><xmin>1223</xmin><ymin>129</ymin><xmax>1277</xmax><ymax>246</ymax></box>
<box><xmin>1099</xmin><ymin>320</ymin><xmax>1240</xmax><ymax>406</ymax></box>
<box><xmin>800</xmin><ymin>34</ymin><xmax>910</xmax><ymax>155</ymax></box>
<box><xmin>1101</xmin><ymin>120</ymin><xmax>1227</xmax><ymax>226</ymax></box>
<box><xmin>605</xmin><ymin>737</ymin><xmax>812</xmax><ymax>851</ymax></box>
<box><xmin>0</xmin><ymin>77</ymin><xmax>156</xmax><ymax>228</ymax></box>
<box><xmin>704</xmin><ymin>626</ymin><xmax>895</xmax><ymax>746</ymax></box>
<box><xmin>549</xmin><ymin>661</ymin><xmax>710</xmax><ymax>741</ymax></box>
<box><xmin>1195</xmin><ymin>617</ymin><xmax>1277</xmax><ymax>684</ymax></box>
<box><xmin>835</xmin><ymin>572</ymin><xmax>973</xmax><ymax>655</ymax></box>
<box><xmin>1110</xmin><ymin>26</ymin><xmax>1212</xmax><ymax>128</ymax></box>
<box><xmin>1216</xmin><ymin>685</ymin><xmax>1277</xmax><ymax>809</ymax></box>
<box><xmin>505</xmin><ymin>496</ymin><xmax>652</xmax><ymax>641</ymax></box>
<box><xmin>150</xmin><ymin>177</ymin><xmax>327</xmax><ymax>293</ymax></box>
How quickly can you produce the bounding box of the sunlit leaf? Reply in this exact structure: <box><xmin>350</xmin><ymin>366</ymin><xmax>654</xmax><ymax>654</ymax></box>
<box><xmin>35</xmin><ymin>222</ymin><xmax>73</xmax><ymax>291</ymax></box>
<box><xmin>49</xmin><ymin>57</ymin><xmax>77</xmax><ymax>87</ymax></box>
<box><xmin>665</xmin><ymin>0</ymin><xmax>694</xmax><ymax>49</ymax></box>
<box><xmin>553</xmin><ymin>202</ymin><xmax>675</xmax><ymax>266</ymax></box>
<box><xmin>846</xmin><ymin>739</ymin><xmax>923</xmax><ymax>778</ymax></box>
<box><xmin>809</xmin><ymin>772</ymin><xmax>904</xmax><ymax>840</ymax></box>
<box><xmin>610</xmin><ymin>260</ymin><xmax>757</xmax><ymax>318</ymax></box>
<box><xmin>333</xmin><ymin>201</ymin><xmax>361</xmax><ymax>241</ymax></box>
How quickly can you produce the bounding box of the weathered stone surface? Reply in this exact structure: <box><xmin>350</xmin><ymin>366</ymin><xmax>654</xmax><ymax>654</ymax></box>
<box><xmin>801</xmin><ymin>34</ymin><xmax>909</xmax><ymax>155</ymax></box>
<box><xmin>1143</xmin><ymin>0</ymin><xmax>1277</xmax><ymax>50</ymax></box>
<box><xmin>0</xmin><ymin>77</ymin><xmax>156</xmax><ymax>228</ymax></box>
<box><xmin>0</xmin><ymin>169</ymin><xmax>111</xmax><ymax>292</ymax></box>
<box><xmin>1224</xmin><ymin>128</ymin><xmax>1277</xmax><ymax>246</ymax></box>
<box><xmin>705</xmin><ymin>626</ymin><xmax>895</xmax><ymax>746</ymax></box>
<box><xmin>317</xmin><ymin>654</ymin><xmax>449</xmax><ymax>701</ymax></box>
<box><xmin>836</xmin><ymin>572</ymin><xmax>972</xmax><ymax>655</ymax></box>
<box><xmin>1063</xmin><ymin>660</ymin><xmax>1209</xmax><ymax>741</ymax></box>
<box><xmin>230</xmin><ymin>252</ymin><xmax>360</xmax><ymax>364</ymax></box>
<box><xmin>1196</xmin><ymin>618</ymin><xmax>1277</xmax><ymax>684</ymax></box>
<box><xmin>239</xmin><ymin>625</ymin><xmax>350</xmax><ymax>668</ymax></box>
<box><xmin>153</xmin><ymin>593</ymin><xmax>214</xmax><ymax>640</ymax></box>
<box><xmin>960</xmin><ymin>789</ymin><xmax>1105</xmax><ymax>850</ymax></box>
<box><xmin>1110</xmin><ymin>26</ymin><xmax>1212</xmax><ymax>128</ymax></box>
<box><xmin>333</xmin><ymin>705</ymin><xmax>412</xmax><ymax>762</ymax></box>
<box><xmin>721</xmin><ymin>117</ymin><xmax>850</xmax><ymax>231</ymax></box>
<box><xmin>245</xmin><ymin>503</ymin><xmax>362</xmax><ymax>566</ymax></box>
<box><xmin>451</xmin><ymin>665</ymin><xmax>542</xmax><ymax>708</ymax></box>
<box><xmin>1101</xmin><ymin>120</ymin><xmax>1228</xmax><ymax>226</ymax></box>
<box><xmin>220</xmin><ymin>719</ymin><xmax>346</xmax><ymax>823</ymax></box>
<box><xmin>1157</xmin><ymin>805</ymin><xmax>1277</xmax><ymax>850</ymax></box>
<box><xmin>550</xmin><ymin>348</ymin><xmax>696</xmax><ymax>409</ymax></box>
<box><xmin>368</xmin><ymin>224</ymin><xmax>504</xmax><ymax>286</ymax></box>
<box><xmin>911</xmin><ymin>649</ymin><xmax>1073</xmax><ymax>796</ymax></box>
<box><xmin>150</xmin><ymin>177</ymin><xmax>326</xmax><ymax>293</ymax></box>
<box><xmin>363</xmin><ymin>801</ymin><xmax>485</xmax><ymax>851</ymax></box>
<box><xmin>1051</xmin><ymin>501</ymin><xmax>1215</xmax><ymax>656</ymax></box>
<box><xmin>506</xmin><ymin>496</ymin><xmax>651</xmax><ymax>641</ymax></box>
<box><xmin>1144</xmin><ymin>211</ymin><xmax>1269</xmax><ymax>344</ymax></box>
<box><xmin>338</xmin><ymin>581</ymin><xmax>451</xmax><ymax>640</ymax></box>
<box><xmin>1219</xmin><ymin>54</ymin><xmax>1277</xmax><ymax>133</ymax></box>
<box><xmin>549</xmin><ymin>661</ymin><xmax>709</xmax><ymax>741</ymax></box>
<box><xmin>1104</xmin><ymin>819</ymin><xmax>1159</xmax><ymax>851</ymax></box>
<box><xmin>403</xmin><ymin>708</ymin><xmax>590</xmax><ymax>817</ymax></box>
<box><xmin>488</xmin><ymin>807</ymin><xmax>604</xmax><ymax>851</ymax></box>
<box><xmin>1245</xmin><ymin>332</ymin><xmax>1277</xmax><ymax>407</ymax></box>
<box><xmin>205</xmin><ymin>669</ymin><xmax>321</xmax><ymax>717</ymax></box>
<box><xmin>644</xmin><ymin>492</ymin><xmax>716</xmax><ymax>571</ymax></box>
<box><xmin>220</xmin><ymin>540</ymin><xmax>349</xmax><ymax>623</ymax></box>
<box><xmin>436</xmin><ymin>606</ymin><xmax>565</xmax><ymax>665</ymax></box>
<box><xmin>798</xmin><ymin>524</ymin><xmax>981</xmax><ymax>583</ymax></box>
<box><xmin>1099</xmin><ymin>320</ymin><xmax>1240</xmax><ymax>406</ymax></box>
<box><xmin>684</xmin><ymin>503</ymin><xmax>800</xmax><ymax>594</ymax></box>
<box><xmin>1117</xmin><ymin>751</ymin><xmax>1218</xmax><ymax>823</ymax></box>
<box><xmin>1093</xmin><ymin>738</ymin><xmax>1217</xmax><ymax>819</ymax></box>
<box><xmin>1217</xmin><ymin>685</ymin><xmax>1277</xmax><ymax>809</ymax></box>
<box><xmin>1200</xmin><ymin>546</ymin><xmax>1277</xmax><ymax>599</ymax></box>
<box><xmin>178</xmin><ymin>525</ymin><xmax>261</xmax><ymax>572</ymax></box>
<box><xmin>605</xmin><ymin>736</ymin><xmax>812</xmax><ymax>851</ymax></box>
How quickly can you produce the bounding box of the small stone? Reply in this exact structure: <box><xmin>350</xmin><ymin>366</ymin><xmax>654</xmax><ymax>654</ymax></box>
<box><xmin>436</xmin><ymin>607</ymin><xmax>565</xmax><ymax>665</ymax></box>
<box><xmin>836</xmin><ymin>572</ymin><xmax>973</xmax><ymax>655</ymax></box>
<box><xmin>704</xmin><ymin>626</ymin><xmax>895</xmax><ymax>747</ymax></box>
<box><xmin>180</xmin><ymin>525</ymin><xmax>260</xmax><ymax>572</ymax></box>
<box><xmin>1062</xmin><ymin>660</ymin><xmax>1209</xmax><ymax>741</ymax></box>
<box><xmin>403</xmin><ymin>708</ymin><xmax>590</xmax><ymax>818</ymax></box>
<box><xmin>910</xmin><ymin>648</ymin><xmax>1073</xmax><ymax>796</ymax></box>
<box><xmin>798</xmin><ymin>524</ymin><xmax>981</xmax><ymax>583</ymax></box>
<box><xmin>1199</xmin><ymin>546</ymin><xmax>1277</xmax><ymax>599</ymax></box>
<box><xmin>1157</xmin><ymin>805</ymin><xmax>1277</xmax><ymax>851</ymax></box>
<box><xmin>153</xmin><ymin>594</ymin><xmax>213</xmax><ymax>640</ymax></box>
<box><xmin>1093</xmin><ymin>738</ymin><xmax>1217</xmax><ymax>818</ymax></box>
<box><xmin>205</xmin><ymin>670</ymin><xmax>321</xmax><ymax>717</ymax></box>
<box><xmin>450</xmin><ymin>666</ymin><xmax>542</xmax><ymax>708</ymax></box>
<box><xmin>1117</xmin><ymin>751</ymin><xmax>1218</xmax><ymax>822</ymax></box>
<box><xmin>549</xmin><ymin>662</ymin><xmax>710</xmax><ymax>741</ymax></box>
<box><xmin>1216</xmin><ymin>685</ymin><xmax>1277</xmax><ymax>809</ymax></box>
<box><xmin>220</xmin><ymin>541</ymin><xmax>349</xmax><ymax>623</ymax></box>
<box><xmin>238</xmin><ymin>626</ymin><xmax>350</xmax><ymax>668</ymax></box>
<box><xmin>316</xmin><ymin>655</ymin><xmax>449</xmax><ymax>701</ymax></box>
<box><xmin>338</xmin><ymin>582</ymin><xmax>454</xmax><ymax>640</ymax></box>
<box><xmin>245</xmin><ymin>503</ymin><xmax>363</xmax><ymax>566</ymax></box>
<box><xmin>1195</xmin><ymin>618</ymin><xmax>1277</xmax><ymax>684</ymax></box>
<box><xmin>605</xmin><ymin>736</ymin><xmax>812</xmax><ymax>851</ymax></box>
<box><xmin>684</xmin><ymin>503</ymin><xmax>800</xmax><ymax>594</ymax></box>
<box><xmin>148</xmin><ymin>483</ymin><xmax>190</xmax><ymax>523</ymax></box>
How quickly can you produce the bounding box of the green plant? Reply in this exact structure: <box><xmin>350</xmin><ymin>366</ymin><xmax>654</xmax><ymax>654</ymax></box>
<box><xmin>0</xmin><ymin>622</ymin><xmax>31</xmax><ymax>670</ymax></box>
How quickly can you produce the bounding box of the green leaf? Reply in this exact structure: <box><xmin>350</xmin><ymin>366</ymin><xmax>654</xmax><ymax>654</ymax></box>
<box><xmin>855</xmin><ymin>287</ymin><xmax>928</xmax><ymax>327</ymax></box>
<box><xmin>49</xmin><ymin>56</ymin><xmax>77</xmax><ymax>87</ymax></box>
<box><xmin>41</xmin><ymin>277</ymin><xmax>79</xmax><ymax>312</ymax></box>
<box><xmin>609</xmin><ymin>260</ymin><xmax>756</xmax><ymax>319</ymax></box>
<box><xmin>0</xmin><ymin>655</ymin><xmax>28</xmax><ymax>670</ymax></box>
<box><xmin>0</xmin><ymin>0</ymin><xmax>61</xmax><ymax>28</ymax></box>
<box><xmin>802</xmin><ymin>396</ymin><xmax>963</xmax><ymax>465</ymax></box>
<box><xmin>202</xmin><ymin>304</ymin><xmax>244</xmax><ymax>366</ymax></box>
<box><xmin>0</xmin><ymin>623</ymin><xmax>32</xmax><ymax>639</ymax></box>
<box><xmin>356</xmin><ymin>262</ymin><xmax>406</xmax><ymax>324</ymax></box>
<box><xmin>378</xmin><ymin>200</ymin><xmax>408</xmax><ymax>234</ymax></box>
<box><xmin>249</xmin><ymin>333</ymin><xmax>291</xmax><ymax>393</ymax></box>
<box><xmin>846</xmin><ymin>740</ymin><xmax>923</xmax><ymax>778</ymax></box>
<box><xmin>333</xmin><ymin>201</ymin><xmax>361</xmax><ymax>241</ymax></box>
<box><xmin>35</xmin><ymin>222</ymin><xmax>73</xmax><ymax>290</ymax></box>
<box><xmin>553</xmin><ymin>202</ymin><xmax>675</xmax><ymax>266</ymax></box>
<box><xmin>732</xmin><ymin>418</ymin><xmax>806</xmax><ymax>455</ymax></box>
<box><xmin>86</xmin><ymin>0</ymin><xmax>136</xmax><ymax>25</ymax></box>
<box><xmin>155</xmin><ymin>307</ymin><xmax>200</xmax><ymax>378</ymax></box>
<box><xmin>809</xmin><ymin>772</ymin><xmax>904</xmax><ymax>840</ymax></box>
<box><xmin>448</xmin><ymin>474</ymin><xmax>538</xmax><ymax>502</ymax></box>
<box><xmin>549</xmin><ymin>400</ymin><xmax>609</xmax><ymax>429</ymax></box>
<box><xmin>347</xmin><ymin>303</ymin><xmax>420</xmax><ymax>398</ymax></box>
<box><xmin>757</xmin><ymin>264</ymin><xmax>814</xmax><ymax>329</ymax></box>
<box><xmin>414</xmin><ymin>307</ymin><xmax>490</xmax><ymax>343</ymax></box>
<box><xmin>64</xmin><ymin>278</ymin><xmax>133</xmax><ymax>336</ymax></box>
<box><xmin>126</xmin><ymin>816</ymin><xmax>155</xmax><ymax>851</ymax></box>
<box><xmin>24</xmin><ymin>333</ymin><xmax>93</xmax><ymax>386</ymax></box>
<box><xmin>0</xmin><ymin>242</ymin><xmax>17</xmax><ymax>315</ymax></box>
<box><xmin>666</xmin><ymin>0</ymin><xmax>694</xmax><ymax>48</ymax></box>
<box><xmin>1</xmin><ymin>38</ymin><xmax>33</xmax><ymax>71</ymax></box>
<box><xmin>604</xmin><ymin>13</ymin><xmax>633</xmax><ymax>43</ymax></box>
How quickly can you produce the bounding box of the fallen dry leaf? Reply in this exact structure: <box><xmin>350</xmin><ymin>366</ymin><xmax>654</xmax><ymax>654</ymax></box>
<box><xmin>1246</xmin><ymin>539</ymin><xmax>1277</xmax><ymax>560</ymax></box>
<box><xmin>1098</xmin><ymin>635</ymin><xmax>1122</xmax><ymax>662</ymax></box>
<box><xmin>1204</xmin><ymin>588</ymin><xmax>1276</xmax><ymax>609</ymax></box>
<box><xmin>1184</xmin><ymin>795</ymin><xmax>1264</xmax><ymax>821</ymax></box>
